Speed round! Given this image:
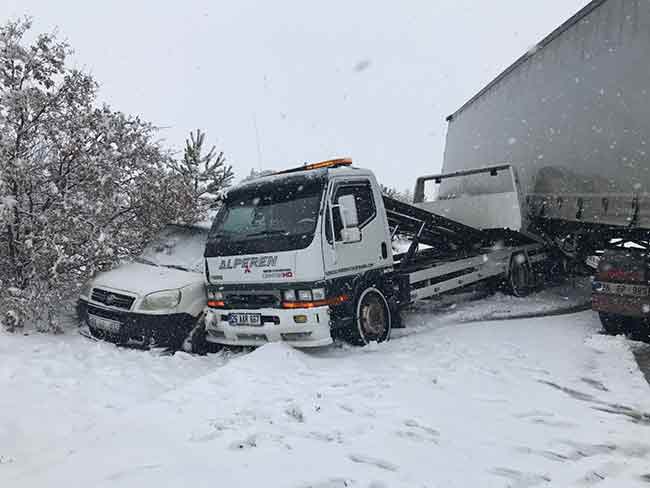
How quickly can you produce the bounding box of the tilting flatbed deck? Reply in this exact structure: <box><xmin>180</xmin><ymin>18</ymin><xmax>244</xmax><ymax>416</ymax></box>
<box><xmin>382</xmin><ymin>194</ymin><xmax>547</xmax><ymax>306</ymax></box>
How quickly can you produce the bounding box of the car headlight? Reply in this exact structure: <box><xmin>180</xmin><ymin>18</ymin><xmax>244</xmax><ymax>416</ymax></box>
<box><xmin>140</xmin><ymin>289</ymin><xmax>182</xmax><ymax>311</ymax></box>
<box><xmin>80</xmin><ymin>281</ymin><xmax>93</xmax><ymax>298</ymax></box>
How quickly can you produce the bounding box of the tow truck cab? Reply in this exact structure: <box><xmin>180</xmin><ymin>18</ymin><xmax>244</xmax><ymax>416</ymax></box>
<box><xmin>203</xmin><ymin>159</ymin><xmax>395</xmax><ymax>347</ymax></box>
<box><xmin>592</xmin><ymin>247</ymin><xmax>650</xmax><ymax>335</ymax></box>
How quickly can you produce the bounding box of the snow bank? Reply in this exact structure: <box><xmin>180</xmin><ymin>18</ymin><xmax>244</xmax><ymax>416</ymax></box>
<box><xmin>3</xmin><ymin>309</ymin><xmax>650</xmax><ymax>487</ymax></box>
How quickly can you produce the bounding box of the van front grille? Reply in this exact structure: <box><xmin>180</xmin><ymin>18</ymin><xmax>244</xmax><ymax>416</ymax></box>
<box><xmin>91</xmin><ymin>288</ymin><xmax>135</xmax><ymax>310</ymax></box>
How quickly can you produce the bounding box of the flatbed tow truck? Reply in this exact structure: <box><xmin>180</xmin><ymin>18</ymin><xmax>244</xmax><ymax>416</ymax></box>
<box><xmin>201</xmin><ymin>159</ymin><xmax>548</xmax><ymax>347</ymax></box>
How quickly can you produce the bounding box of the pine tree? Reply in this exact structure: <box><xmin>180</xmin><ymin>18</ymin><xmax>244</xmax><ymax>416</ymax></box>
<box><xmin>381</xmin><ymin>185</ymin><xmax>413</xmax><ymax>203</ymax></box>
<box><xmin>171</xmin><ymin>129</ymin><xmax>234</xmax><ymax>217</ymax></box>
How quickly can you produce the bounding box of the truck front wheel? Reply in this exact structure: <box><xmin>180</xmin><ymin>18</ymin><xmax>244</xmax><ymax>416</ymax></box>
<box><xmin>349</xmin><ymin>287</ymin><xmax>392</xmax><ymax>346</ymax></box>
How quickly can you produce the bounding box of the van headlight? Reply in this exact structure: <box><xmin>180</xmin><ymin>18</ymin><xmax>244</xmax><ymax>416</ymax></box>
<box><xmin>140</xmin><ymin>289</ymin><xmax>182</xmax><ymax>311</ymax></box>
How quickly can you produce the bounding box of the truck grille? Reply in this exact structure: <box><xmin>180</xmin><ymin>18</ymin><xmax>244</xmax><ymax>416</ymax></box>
<box><xmin>225</xmin><ymin>293</ymin><xmax>279</xmax><ymax>309</ymax></box>
<box><xmin>91</xmin><ymin>288</ymin><xmax>135</xmax><ymax>310</ymax></box>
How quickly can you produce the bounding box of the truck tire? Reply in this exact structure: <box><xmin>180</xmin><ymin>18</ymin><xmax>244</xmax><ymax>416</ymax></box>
<box><xmin>182</xmin><ymin>314</ymin><xmax>221</xmax><ymax>354</ymax></box>
<box><xmin>507</xmin><ymin>253</ymin><xmax>533</xmax><ymax>297</ymax></box>
<box><xmin>348</xmin><ymin>287</ymin><xmax>392</xmax><ymax>346</ymax></box>
<box><xmin>599</xmin><ymin>312</ymin><xmax>625</xmax><ymax>336</ymax></box>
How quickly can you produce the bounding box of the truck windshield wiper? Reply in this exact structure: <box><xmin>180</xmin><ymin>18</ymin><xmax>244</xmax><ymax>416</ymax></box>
<box><xmin>162</xmin><ymin>264</ymin><xmax>190</xmax><ymax>272</ymax></box>
<box><xmin>245</xmin><ymin>229</ymin><xmax>288</xmax><ymax>238</ymax></box>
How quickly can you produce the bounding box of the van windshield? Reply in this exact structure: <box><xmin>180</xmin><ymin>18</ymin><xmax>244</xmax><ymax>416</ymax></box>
<box><xmin>205</xmin><ymin>176</ymin><xmax>325</xmax><ymax>256</ymax></box>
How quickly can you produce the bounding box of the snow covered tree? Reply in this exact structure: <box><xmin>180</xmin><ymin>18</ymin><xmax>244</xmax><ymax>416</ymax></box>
<box><xmin>169</xmin><ymin>129</ymin><xmax>233</xmax><ymax>221</ymax></box>
<box><xmin>241</xmin><ymin>168</ymin><xmax>274</xmax><ymax>183</ymax></box>
<box><xmin>381</xmin><ymin>185</ymin><xmax>413</xmax><ymax>203</ymax></box>
<box><xmin>0</xmin><ymin>18</ymin><xmax>210</xmax><ymax>331</ymax></box>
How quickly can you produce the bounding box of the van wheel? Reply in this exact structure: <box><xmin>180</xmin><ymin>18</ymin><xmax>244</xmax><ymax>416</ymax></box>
<box><xmin>349</xmin><ymin>287</ymin><xmax>392</xmax><ymax>346</ymax></box>
<box><xmin>88</xmin><ymin>325</ymin><xmax>104</xmax><ymax>340</ymax></box>
<box><xmin>508</xmin><ymin>253</ymin><xmax>533</xmax><ymax>297</ymax></box>
<box><xmin>182</xmin><ymin>314</ymin><xmax>214</xmax><ymax>354</ymax></box>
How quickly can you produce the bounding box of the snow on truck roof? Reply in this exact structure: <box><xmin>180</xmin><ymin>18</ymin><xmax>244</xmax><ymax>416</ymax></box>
<box><xmin>446</xmin><ymin>0</ymin><xmax>608</xmax><ymax>123</ymax></box>
<box><xmin>230</xmin><ymin>158</ymin><xmax>370</xmax><ymax>193</ymax></box>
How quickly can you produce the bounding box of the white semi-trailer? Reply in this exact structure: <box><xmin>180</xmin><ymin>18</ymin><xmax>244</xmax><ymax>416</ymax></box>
<box><xmin>418</xmin><ymin>0</ymin><xmax>650</xmax><ymax>257</ymax></box>
<box><xmin>418</xmin><ymin>0</ymin><xmax>650</xmax><ymax>334</ymax></box>
<box><xmin>201</xmin><ymin>159</ymin><xmax>547</xmax><ymax>348</ymax></box>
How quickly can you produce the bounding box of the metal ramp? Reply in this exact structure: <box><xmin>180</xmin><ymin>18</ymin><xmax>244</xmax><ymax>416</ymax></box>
<box><xmin>383</xmin><ymin>195</ymin><xmax>487</xmax><ymax>253</ymax></box>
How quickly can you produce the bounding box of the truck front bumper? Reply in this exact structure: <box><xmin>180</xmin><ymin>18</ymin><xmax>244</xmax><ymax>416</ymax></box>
<box><xmin>204</xmin><ymin>306</ymin><xmax>332</xmax><ymax>347</ymax></box>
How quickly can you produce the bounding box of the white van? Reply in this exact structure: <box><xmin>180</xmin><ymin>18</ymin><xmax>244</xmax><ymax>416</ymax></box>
<box><xmin>77</xmin><ymin>224</ymin><xmax>208</xmax><ymax>349</ymax></box>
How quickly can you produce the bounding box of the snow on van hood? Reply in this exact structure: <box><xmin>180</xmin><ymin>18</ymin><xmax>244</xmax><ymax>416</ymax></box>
<box><xmin>91</xmin><ymin>262</ymin><xmax>203</xmax><ymax>297</ymax></box>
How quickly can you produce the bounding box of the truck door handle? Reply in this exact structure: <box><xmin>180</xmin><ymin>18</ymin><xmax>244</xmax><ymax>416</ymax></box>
<box><xmin>381</xmin><ymin>242</ymin><xmax>388</xmax><ymax>259</ymax></box>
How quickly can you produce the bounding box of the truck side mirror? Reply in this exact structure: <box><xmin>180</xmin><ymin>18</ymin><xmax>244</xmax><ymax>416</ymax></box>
<box><xmin>337</xmin><ymin>194</ymin><xmax>361</xmax><ymax>243</ymax></box>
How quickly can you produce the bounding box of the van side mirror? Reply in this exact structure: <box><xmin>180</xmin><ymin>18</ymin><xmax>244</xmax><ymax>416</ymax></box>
<box><xmin>337</xmin><ymin>194</ymin><xmax>361</xmax><ymax>243</ymax></box>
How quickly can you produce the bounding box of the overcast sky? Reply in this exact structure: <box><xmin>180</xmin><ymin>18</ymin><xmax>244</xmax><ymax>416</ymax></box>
<box><xmin>4</xmin><ymin>0</ymin><xmax>589</xmax><ymax>190</ymax></box>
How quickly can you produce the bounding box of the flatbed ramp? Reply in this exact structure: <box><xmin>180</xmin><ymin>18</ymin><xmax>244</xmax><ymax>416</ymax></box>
<box><xmin>383</xmin><ymin>195</ymin><xmax>486</xmax><ymax>252</ymax></box>
<box><xmin>383</xmin><ymin>195</ymin><xmax>546</xmax><ymax>305</ymax></box>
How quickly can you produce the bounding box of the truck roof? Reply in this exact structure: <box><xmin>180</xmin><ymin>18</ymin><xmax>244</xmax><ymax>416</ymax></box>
<box><xmin>446</xmin><ymin>0</ymin><xmax>607</xmax><ymax>123</ymax></box>
<box><xmin>231</xmin><ymin>165</ymin><xmax>374</xmax><ymax>194</ymax></box>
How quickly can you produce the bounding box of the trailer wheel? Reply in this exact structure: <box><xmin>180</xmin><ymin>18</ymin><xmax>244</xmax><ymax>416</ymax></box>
<box><xmin>508</xmin><ymin>253</ymin><xmax>533</xmax><ymax>297</ymax></box>
<box><xmin>349</xmin><ymin>287</ymin><xmax>392</xmax><ymax>346</ymax></box>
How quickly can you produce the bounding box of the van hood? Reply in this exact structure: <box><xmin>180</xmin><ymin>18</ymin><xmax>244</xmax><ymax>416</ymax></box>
<box><xmin>92</xmin><ymin>262</ymin><xmax>203</xmax><ymax>297</ymax></box>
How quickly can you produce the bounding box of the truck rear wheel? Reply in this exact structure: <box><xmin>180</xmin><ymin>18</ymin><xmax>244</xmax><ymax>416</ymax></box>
<box><xmin>349</xmin><ymin>287</ymin><xmax>392</xmax><ymax>346</ymax></box>
<box><xmin>508</xmin><ymin>253</ymin><xmax>533</xmax><ymax>297</ymax></box>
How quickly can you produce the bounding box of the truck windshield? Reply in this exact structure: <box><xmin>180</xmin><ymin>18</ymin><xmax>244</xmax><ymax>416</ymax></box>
<box><xmin>205</xmin><ymin>176</ymin><xmax>325</xmax><ymax>256</ymax></box>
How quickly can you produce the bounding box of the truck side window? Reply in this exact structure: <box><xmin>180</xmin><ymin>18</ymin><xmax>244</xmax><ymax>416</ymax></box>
<box><xmin>326</xmin><ymin>182</ymin><xmax>376</xmax><ymax>243</ymax></box>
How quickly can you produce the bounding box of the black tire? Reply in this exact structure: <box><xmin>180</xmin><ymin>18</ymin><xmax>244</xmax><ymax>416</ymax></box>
<box><xmin>348</xmin><ymin>287</ymin><xmax>392</xmax><ymax>346</ymax></box>
<box><xmin>183</xmin><ymin>315</ymin><xmax>206</xmax><ymax>354</ymax></box>
<box><xmin>508</xmin><ymin>253</ymin><xmax>533</xmax><ymax>297</ymax></box>
<box><xmin>599</xmin><ymin>312</ymin><xmax>626</xmax><ymax>336</ymax></box>
<box><xmin>88</xmin><ymin>325</ymin><xmax>104</xmax><ymax>340</ymax></box>
<box><xmin>183</xmin><ymin>316</ymin><xmax>223</xmax><ymax>355</ymax></box>
<box><xmin>88</xmin><ymin>325</ymin><xmax>124</xmax><ymax>344</ymax></box>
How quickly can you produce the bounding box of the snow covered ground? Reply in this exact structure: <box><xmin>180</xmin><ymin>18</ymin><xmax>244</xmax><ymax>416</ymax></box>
<box><xmin>2</xmin><ymin>291</ymin><xmax>650</xmax><ymax>487</ymax></box>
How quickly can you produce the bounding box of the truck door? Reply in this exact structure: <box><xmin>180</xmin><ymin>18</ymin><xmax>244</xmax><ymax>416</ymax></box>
<box><xmin>322</xmin><ymin>178</ymin><xmax>391</xmax><ymax>279</ymax></box>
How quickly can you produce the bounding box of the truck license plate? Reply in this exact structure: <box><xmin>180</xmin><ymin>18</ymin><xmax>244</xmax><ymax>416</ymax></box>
<box><xmin>87</xmin><ymin>314</ymin><xmax>122</xmax><ymax>333</ymax></box>
<box><xmin>228</xmin><ymin>313</ymin><xmax>262</xmax><ymax>326</ymax></box>
<box><xmin>599</xmin><ymin>282</ymin><xmax>650</xmax><ymax>297</ymax></box>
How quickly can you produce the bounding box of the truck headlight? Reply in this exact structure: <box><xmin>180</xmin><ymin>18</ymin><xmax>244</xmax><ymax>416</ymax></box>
<box><xmin>140</xmin><ymin>289</ymin><xmax>182</xmax><ymax>311</ymax></box>
<box><xmin>207</xmin><ymin>289</ymin><xmax>223</xmax><ymax>301</ymax></box>
<box><xmin>283</xmin><ymin>290</ymin><xmax>297</xmax><ymax>301</ymax></box>
<box><xmin>297</xmin><ymin>290</ymin><xmax>312</xmax><ymax>301</ymax></box>
<box><xmin>311</xmin><ymin>288</ymin><xmax>326</xmax><ymax>300</ymax></box>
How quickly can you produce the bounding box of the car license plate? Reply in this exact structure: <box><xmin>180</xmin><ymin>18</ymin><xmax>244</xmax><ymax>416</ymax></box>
<box><xmin>228</xmin><ymin>313</ymin><xmax>262</xmax><ymax>326</ymax></box>
<box><xmin>87</xmin><ymin>314</ymin><xmax>122</xmax><ymax>333</ymax></box>
<box><xmin>599</xmin><ymin>282</ymin><xmax>650</xmax><ymax>297</ymax></box>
